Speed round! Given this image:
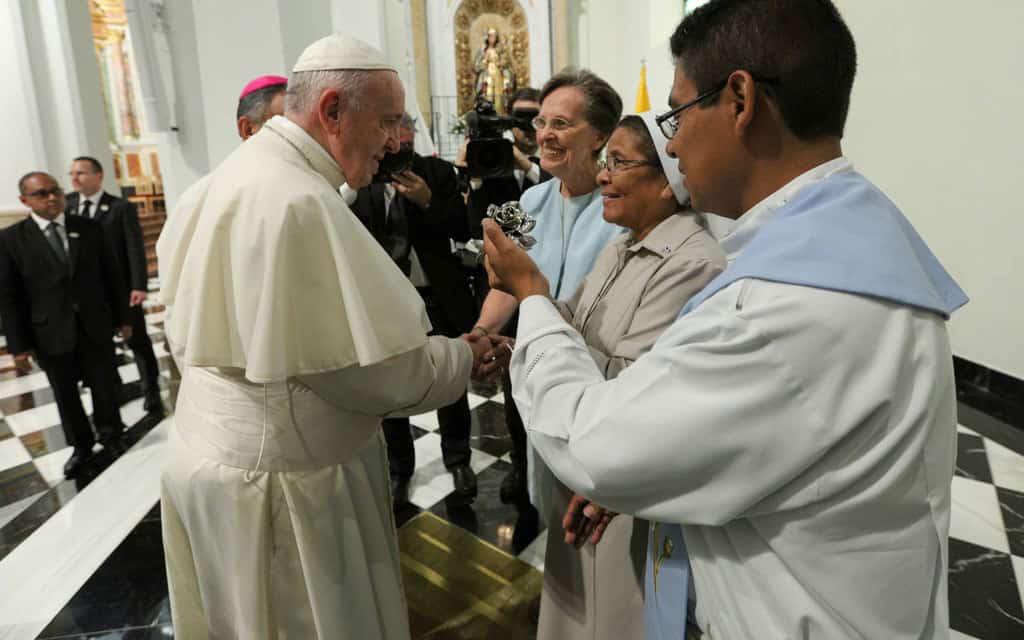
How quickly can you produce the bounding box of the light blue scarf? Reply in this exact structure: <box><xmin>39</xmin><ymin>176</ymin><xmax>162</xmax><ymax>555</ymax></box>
<box><xmin>647</xmin><ymin>168</ymin><xmax>967</xmax><ymax>640</ymax></box>
<box><xmin>520</xmin><ymin>177</ymin><xmax>623</xmax><ymax>518</ymax></box>
<box><xmin>680</xmin><ymin>168</ymin><xmax>968</xmax><ymax>317</ymax></box>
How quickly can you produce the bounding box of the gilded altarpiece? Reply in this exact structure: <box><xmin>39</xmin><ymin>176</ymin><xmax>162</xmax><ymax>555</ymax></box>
<box><xmin>454</xmin><ymin>0</ymin><xmax>531</xmax><ymax>115</ymax></box>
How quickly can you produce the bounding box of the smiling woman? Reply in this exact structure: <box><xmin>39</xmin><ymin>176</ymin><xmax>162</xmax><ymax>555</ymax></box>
<box><xmin>531</xmin><ymin>112</ymin><xmax>726</xmax><ymax>640</ymax></box>
<box><xmin>468</xmin><ymin>70</ymin><xmax>625</xmax><ymax>623</ymax></box>
<box><xmin>597</xmin><ymin>116</ymin><xmax>676</xmax><ymax>239</ymax></box>
<box><xmin>471</xmin><ymin>67</ymin><xmax>624</xmax><ymax>336</ymax></box>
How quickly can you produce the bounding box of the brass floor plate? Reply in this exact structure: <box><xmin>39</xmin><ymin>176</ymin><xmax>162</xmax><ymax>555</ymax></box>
<box><xmin>399</xmin><ymin>511</ymin><xmax>542</xmax><ymax>639</ymax></box>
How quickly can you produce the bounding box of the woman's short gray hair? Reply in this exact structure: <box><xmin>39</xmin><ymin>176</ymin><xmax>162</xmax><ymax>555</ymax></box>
<box><xmin>285</xmin><ymin>69</ymin><xmax>373</xmax><ymax>114</ymax></box>
<box><xmin>540</xmin><ymin>68</ymin><xmax>623</xmax><ymax>143</ymax></box>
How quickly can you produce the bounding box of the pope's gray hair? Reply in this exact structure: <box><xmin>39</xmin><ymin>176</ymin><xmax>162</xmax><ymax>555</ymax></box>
<box><xmin>284</xmin><ymin>69</ymin><xmax>374</xmax><ymax>114</ymax></box>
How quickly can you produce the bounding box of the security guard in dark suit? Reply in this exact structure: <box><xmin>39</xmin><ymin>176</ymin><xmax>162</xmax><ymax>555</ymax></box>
<box><xmin>66</xmin><ymin>156</ymin><xmax>162</xmax><ymax>416</ymax></box>
<box><xmin>0</xmin><ymin>172</ymin><xmax>131</xmax><ymax>477</ymax></box>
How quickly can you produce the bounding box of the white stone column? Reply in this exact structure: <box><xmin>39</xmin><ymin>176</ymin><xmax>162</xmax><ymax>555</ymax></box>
<box><xmin>331</xmin><ymin>0</ymin><xmax>387</xmax><ymax>50</ymax></box>
<box><xmin>189</xmin><ymin>0</ymin><xmax>287</xmax><ymax>170</ymax></box>
<box><xmin>276</xmin><ymin>0</ymin><xmax>334</xmax><ymax>69</ymax></box>
<box><xmin>1</xmin><ymin>0</ymin><xmax>118</xmax><ymax>202</ymax></box>
<box><xmin>0</xmin><ymin>0</ymin><xmax>46</xmax><ymax>214</ymax></box>
<box><xmin>155</xmin><ymin>0</ymin><xmax>338</xmax><ymax>208</ymax></box>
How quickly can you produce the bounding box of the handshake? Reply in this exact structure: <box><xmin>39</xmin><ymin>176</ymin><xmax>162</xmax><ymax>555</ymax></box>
<box><xmin>460</xmin><ymin>332</ymin><xmax>515</xmax><ymax>381</ymax></box>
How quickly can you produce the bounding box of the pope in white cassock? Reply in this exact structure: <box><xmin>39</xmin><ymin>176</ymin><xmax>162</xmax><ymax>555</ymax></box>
<box><xmin>156</xmin><ymin>35</ymin><xmax>494</xmax><ymax>639</ymax></box>
<box><xmin>484</xmin><ymin>1</ymin><xmax>967</xmax><ymax>639</ymax></box>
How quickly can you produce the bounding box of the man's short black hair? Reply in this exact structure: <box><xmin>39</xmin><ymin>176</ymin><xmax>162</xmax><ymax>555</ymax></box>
<box><xmin>670</xmin><ymin>0</ymin><xmax>857</xmax><ymax>140</ymax></box>
<box><xmin>509</xmin><ymin>87</ymin><xmax>541</xmax><ymax>107</ymax></box>
<box><xmin>236</xmin><ymin>84</ymin><xmax>286</xmax><ymax>123</ymax></box>
<box><xmin>73</xmin><ymin>156</ymin><xmax>103</xmax><ymax>173</ymax></box>
<box><xmin>18</xmin><ymin>171</ymin><xmax>53</xmax><ymax>195</ymax></box>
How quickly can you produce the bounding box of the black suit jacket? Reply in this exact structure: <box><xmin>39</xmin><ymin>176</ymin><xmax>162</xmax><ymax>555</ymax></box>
<box><xmin>351</xmin><ymin>154</ymin><xmax>477</xmax><ymax>333</ymax></box>
<box><xmin>0</xmin><ymin>215</ymin><xmax>129</xmax><ymax>357</ymax></box>
<box><xmin>66</xmin><ymin>191</ymin><xmax>148</xmax><ymax>292</ymax></box>
<box><xmin>466</xmin><ymin>157</ymin><xmax>551</xmax><ymax>239</ymax></box>
<box><xmin>351</xmin><ymin>184</ymin><xmax>411</xmax><ymax>273</ymax></box>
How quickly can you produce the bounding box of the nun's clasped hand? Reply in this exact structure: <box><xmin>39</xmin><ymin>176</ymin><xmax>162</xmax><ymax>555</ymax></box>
<box><xmin>481</xmin><ymin>219</ymin><xmax>550</xmax><ymax>302</ymax></box>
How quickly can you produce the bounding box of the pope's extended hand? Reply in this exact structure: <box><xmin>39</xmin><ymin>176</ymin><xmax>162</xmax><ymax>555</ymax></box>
<box><xmin>482</xmin><ymin>219</ymin><xmax>549</xmax><ymax>302</ymax></box>
<box><xmin>461</xmin><ymin>332</ymin><xmax>494</xmax><ymax>379</ymax></box>
<box><xmin>475</xmin><ymin>335</ymin><xmax>515</xmax><ymax>380</ymax></box>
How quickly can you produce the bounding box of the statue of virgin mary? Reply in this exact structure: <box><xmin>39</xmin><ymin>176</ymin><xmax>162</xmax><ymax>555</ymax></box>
<box><xmin>473</xmin><ymin>28</ymin><xmax>516</xmax><ymax>113</ymax></box>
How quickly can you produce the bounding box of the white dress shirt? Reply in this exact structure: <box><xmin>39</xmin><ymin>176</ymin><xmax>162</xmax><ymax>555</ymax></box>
<box><xmin>75</xmin><ymin>191</ymin><xmax>104</xmax><ymax>218</ymax></box>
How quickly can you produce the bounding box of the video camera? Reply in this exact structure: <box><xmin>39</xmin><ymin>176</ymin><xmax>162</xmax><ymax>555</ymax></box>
<box><xmin>463</xmin><ymin>99</ymin><xmax>538</xmax><ymax>180</ymax></box>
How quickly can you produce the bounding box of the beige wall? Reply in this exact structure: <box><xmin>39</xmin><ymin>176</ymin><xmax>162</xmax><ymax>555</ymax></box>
<box><xmin>0</xmin><ymin>209</ymin><xmax>29</xmax><ymax>230</ymax></box>
<box><xmin>834</xmin><ymin>0</ymin><xmax>1024</xmax><ymax>378</ymax></box>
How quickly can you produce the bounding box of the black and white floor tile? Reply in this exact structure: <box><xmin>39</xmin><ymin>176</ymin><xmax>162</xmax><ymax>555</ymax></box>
<box><xmin>0</xmin><ymin>281</ymin><xmax>1019</xmax><ymax>638</ymax></box>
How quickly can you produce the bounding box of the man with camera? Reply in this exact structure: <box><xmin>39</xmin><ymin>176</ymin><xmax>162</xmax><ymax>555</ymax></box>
<box><xmin>350</xmin><ymin>114</ymin><xmax>478</xmax><ymax>507</ymax></box>
<box><xmin>459</xmin><ymin>88</ymin><xmax>550</xmax><ymax>243</ymax></box>
<box><xmin>456</xmin><ymin>88</ymin><xmax>551</xmax><ymax>505</ymax></box>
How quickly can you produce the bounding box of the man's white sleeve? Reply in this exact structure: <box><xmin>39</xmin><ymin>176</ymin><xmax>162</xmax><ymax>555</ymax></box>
<box><xmin>510</xmin><ymin>294</ymin><xmax>832</xmax><ymax>526</ymax></box>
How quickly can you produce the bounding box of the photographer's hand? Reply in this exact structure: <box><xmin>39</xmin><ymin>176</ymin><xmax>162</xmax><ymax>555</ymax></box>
<box><xmin>511</xmin><ymin>145</ymin><xmax>534</xmax><ymax>173</ymax></box>
<box><xmin>392</xmin><ymin>170</ymin><xmax>432</xmax><ymax>210</ymax></box>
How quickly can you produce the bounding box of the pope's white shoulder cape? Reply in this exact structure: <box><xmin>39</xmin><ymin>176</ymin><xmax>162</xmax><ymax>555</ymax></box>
<box><xmin>157</xmin><ymin>118</ymin><xmax>431</xmax><ymax>383</ymax></box>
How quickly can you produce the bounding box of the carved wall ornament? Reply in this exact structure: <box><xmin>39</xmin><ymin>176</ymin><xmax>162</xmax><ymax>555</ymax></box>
<box><xmin>453</xmin><ymin>0</ymin><xmax>531</xmax><ymax>115</ymax></box>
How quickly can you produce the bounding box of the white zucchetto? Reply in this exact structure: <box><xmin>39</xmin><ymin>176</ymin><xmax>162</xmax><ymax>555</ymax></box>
<box><xmin>292</xmin><ymin>34</ymin><xmax>398</xmax><ymax>73</ymax></box>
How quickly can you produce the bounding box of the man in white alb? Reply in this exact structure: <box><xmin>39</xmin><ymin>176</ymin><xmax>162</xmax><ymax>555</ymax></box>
<box><xmin>483</xmin><ymin>1</ymin><xmax>967</xmax><ymax>638</ymax></box>
<box><xmin>157</xmin><ymin>35</ymin><xmax>495</xmax><ymax>639</ymax></box>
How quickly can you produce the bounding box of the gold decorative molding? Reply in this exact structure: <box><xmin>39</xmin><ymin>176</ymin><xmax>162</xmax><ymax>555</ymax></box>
<box><xmin>411</xmin><ymin>0</ymin><xmax>433</xmax><ymax>130</ymax></box>
<box><xmin>454</xmin><ymin>0</ymin><xmax>531</xmax><ymax>115</ymax></box>
<box><xmin>90</xmin><ymin>0</ymin><xmax>127</xmax><ymax>47</ymax></box>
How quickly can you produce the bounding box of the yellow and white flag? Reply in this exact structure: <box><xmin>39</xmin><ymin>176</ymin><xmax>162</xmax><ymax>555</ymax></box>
<box><xmin>635</xmin><ymin>60</ymin><xmax>651</xmax><ymax>113</ymax></box>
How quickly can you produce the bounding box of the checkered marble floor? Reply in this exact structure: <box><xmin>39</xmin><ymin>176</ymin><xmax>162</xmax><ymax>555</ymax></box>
<box><xmin>0</xmin><ymin>282</ymin><xmax>169</xmax><ymax>555</ymax></box>
<box><xmin>948</xmin><ymin>423</ymin><xmax>1024</xmax><ymax>639</ymax></box>
<box><xmin>0</xmin><ymin>282</ymin><xmax>1020</xmax><ymax>638</ymax></box>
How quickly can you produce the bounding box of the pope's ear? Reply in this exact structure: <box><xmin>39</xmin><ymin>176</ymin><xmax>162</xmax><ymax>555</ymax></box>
<box><xmin>318</xmin><ymin>89</ymin><xmax>343</xmax><ymax>131</ymax></box>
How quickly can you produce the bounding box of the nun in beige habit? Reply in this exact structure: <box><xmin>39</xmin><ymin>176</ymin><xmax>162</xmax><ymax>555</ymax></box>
<box><xmin>535</xmin><ymin>112</ymin><xmax>725</xmax><ymax>640</ymax></box>
<box><xmin>156</xmin><ymin>35</ymin><xmax>489</xmax><ymax>639</ymax></box>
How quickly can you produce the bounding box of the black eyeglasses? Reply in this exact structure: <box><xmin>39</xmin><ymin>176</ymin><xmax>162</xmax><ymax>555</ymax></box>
<box><xmin>655</xmin><ymin>76</ymin><xmax>779</xmax><ymax>139</ymax></box>
<box><xmin>599</xmin><ymin>157</ymin><xmax>658</xmax><ymax>175</ymax></box>
<box><xmin>24</xmin><ymin>187</ymin><xmax>63</xmax><ymax>199</ymax></box>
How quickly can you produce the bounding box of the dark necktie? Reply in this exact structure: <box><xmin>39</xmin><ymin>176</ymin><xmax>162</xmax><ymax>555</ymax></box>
<box><xmin>46</xmin><ymin>222</ymin><xmax>68</xmax><ymax>264</ymax></box>
<box><xmin>80</xmin><ymin>200</ymin><xmax>92</xmax><ymax>218</ymax></box>
<box><xmin>374</xmin><ymin>185</ymin><xmax>410</xmax><ymax>273</ymax></box>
